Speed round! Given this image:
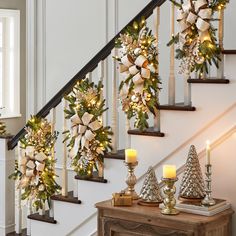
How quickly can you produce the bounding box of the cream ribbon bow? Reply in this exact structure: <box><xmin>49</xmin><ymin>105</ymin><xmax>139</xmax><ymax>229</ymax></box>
<box><xmin>19</xmin><ymin>146</ymin><xmax>47</xmax><ymax>179</ymax></box>
<box><xmin>177</xmin><ymin>0</ymin><xmax>212</xmax><ymax>45</ymax></box>
<box><xmin>119</xmin><ymin>54</ymin><xmax>151</xmax><ymax>93</ymax></box>
<box><xmin>71</xmin><ymin>112</ymin><xmax>102</xmax><ymax>150</ymax></box>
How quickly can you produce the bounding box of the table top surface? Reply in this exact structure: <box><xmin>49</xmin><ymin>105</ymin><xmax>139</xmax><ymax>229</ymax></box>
<box><xmin>96</xmin><ymin>199</ymin><xmax>234</xmax><ymax>224</ymax></box>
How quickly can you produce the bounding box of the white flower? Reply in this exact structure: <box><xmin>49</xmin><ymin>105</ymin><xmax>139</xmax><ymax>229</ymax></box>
<box><xmin>38</xmin><ymin>184</ymin><xmax>45</xmax><ymax>191</ymax></box>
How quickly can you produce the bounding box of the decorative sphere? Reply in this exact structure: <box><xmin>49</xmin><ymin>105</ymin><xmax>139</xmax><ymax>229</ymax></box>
<box><xmin>195</xmin><ymin>56</ymin><xmax>205</xmax><ymax>64</ymax></box>
<box><xmin>131</xmin><ymin>95</ymin><xmax>139</xmax><ymax>103</ymax></box>
<box><xmin>38</xmin><ymin>184</ymin><xmax>45</xmax><ymax>191</ymax></box>
<box><xmin>134</xmin><ymin>48</ymin><xmax>142</xmax><ymax>56</ymax></box>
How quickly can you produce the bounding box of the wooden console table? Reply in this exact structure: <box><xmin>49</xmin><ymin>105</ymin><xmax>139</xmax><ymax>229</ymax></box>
<box><xmin>95</xmin><ymin>200</ymin><xmax>234</xmax><ymax>236</ymax></box>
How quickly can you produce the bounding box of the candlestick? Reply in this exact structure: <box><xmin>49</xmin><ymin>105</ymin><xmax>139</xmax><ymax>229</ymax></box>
<box><xmin>163</xmin><ymin>165</ymin><xmax>176</xmax><ymax>179</ymax></box>
<box><xmin>124</xmin><ymin>161</ymin><xmax>139</xmax><ymax>200</ymax></box>
<box><xmin>125</xmin><ymin>149</ymin><xmax>137</xmax><ymax>163</ymax></box>
<box><xmin>201</xmin><ymin>164</ymin><xmax>216</xmax><ymax>206</ymax></box>
<box><xmin>206</xmin><ymin>140</ymin><xmax>210</xmax><ymax>165</ymax></box>
<box><xmin>161</xmin><ymin>177</ymin><xmax>179</xmax><ymax>215</ymax></box>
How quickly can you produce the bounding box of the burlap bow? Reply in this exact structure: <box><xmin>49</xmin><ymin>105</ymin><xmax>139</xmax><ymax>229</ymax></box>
<box><xmin>19</xmin><ymin>146</ymin><xmax>47</xmax><ymax>188</ymax></box>
<box><xmin>71</xmin><ymin>112</ymin><xmax>102</xmax><ymax>150</ymax></box>
<box><xmin>120</xmin><ymin>54</ymin><xmax>151</xmax><ymax>93</ymax></box>
<box><xmin>177</xmin><ymin>0</ymin><xmax>212</xmax><ymax>45</ymax></box>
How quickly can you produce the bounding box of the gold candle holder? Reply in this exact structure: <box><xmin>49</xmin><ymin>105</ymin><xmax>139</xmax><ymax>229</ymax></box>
<box><xmin>201</xmin><ymin>164</ymin><xmax>216</xmax><ymax>206</ymax></box>
<box><xmin>124</xmin><ymin>161</ymin><xmax>139</xmax><ymax>200</ymax></box>
<box><xmin>161</xmin><ymin>178</ymin><xmax>179</xmax><ymax>215</ymax></box>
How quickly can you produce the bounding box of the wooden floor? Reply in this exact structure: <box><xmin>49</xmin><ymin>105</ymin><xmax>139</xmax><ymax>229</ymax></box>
<box><xmin>7</xmin><ymin>229</ymin><xmax>27</xmax><ymax>236</ymax></box>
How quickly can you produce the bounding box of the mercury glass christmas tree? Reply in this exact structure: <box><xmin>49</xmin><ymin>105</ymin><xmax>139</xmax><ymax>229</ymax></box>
<box><xmin>179</xmin><ymin>145</ymin><xmax>205</xmax><ymax>200</ymax></box>
<box><xmin>139</xmin><ymin>166</ymin><xmax>162</xmax><ymax>206</ymax></box>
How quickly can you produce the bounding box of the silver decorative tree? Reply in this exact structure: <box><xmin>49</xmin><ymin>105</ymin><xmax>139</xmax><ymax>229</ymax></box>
<box><xmin>139</xmin><ymin>166</ymin><xmax>162</xmax><ymax>205</ymax></box>
<box><xmin>179</xmin><ymin>145</ymin><xmax>205</xmax><ymax>200</ymax></box>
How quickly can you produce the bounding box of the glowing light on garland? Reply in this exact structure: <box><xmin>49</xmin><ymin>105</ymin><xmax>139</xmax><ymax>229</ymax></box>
<box><xmin>64</xmin><ymin>78</ymin><xmax>112</xmax><ymax>176</ymax></box>
<box><xmin>9</xmin><ymin>116</ymin><xmax>60</xmax><ymax>210</ymax></box>
<box><xmin>0</xmin><ymin>107</ymin><xmax>7</xmax><ymax>135</ymax></box>
<box><xmin>0</xmin><ymin>121</ymin><xmax>6</xmax><ymax>135</ymax></box>
<box><xmin>115</xmin><ymin>17</ymin><xmax>161</xmax><ymax>131</ymax></box>
<box><xmin>167</xmin><ymin>0</ymin><xmax>229</xmax><ymax>77</ymax></box>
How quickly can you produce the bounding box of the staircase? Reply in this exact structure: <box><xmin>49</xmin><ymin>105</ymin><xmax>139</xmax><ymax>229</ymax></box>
<box><xmin>1</xmin><ymin>0</ymin><xmax>236</xmax><ymax>235</ymax></box>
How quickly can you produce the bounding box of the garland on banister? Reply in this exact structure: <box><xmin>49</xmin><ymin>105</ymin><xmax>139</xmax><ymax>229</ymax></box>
<box><xmin>64</xmin><ymin>78</ymin><xmax>112</xmax><ymax>176</ymax></box>
<box><xmin>9</xmin><ymin>116</ymin><xmax>60</xmax><ymax>210</ymax></box>
<box><xmin>115</xmin><ymin>17</ymin><xmax>161</xmax><ymax>131</ymax></box>
<box><xmin>168</xmin><ymin>0</ymin><xmax>229</xmax><ymax>77</ymax></box>
<box><xmin>0</xmin><ymin>107</ymin><xmax>7</xmax><ymax>135</ymax></box>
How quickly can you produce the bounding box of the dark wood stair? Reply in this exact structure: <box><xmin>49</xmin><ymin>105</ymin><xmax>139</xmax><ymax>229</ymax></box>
<box><xmin>128</xmin><ymin>127</ymin><xmax>165</xmax><ymax>137</ymax></box>
<box><xmin>28</xmin><ymin>210</ymin><xmax>57</xmax><ymax>224</ymax></box>
<box><xmin>51</xmin><ymin>191</ymin><xmax>81</xmax><ymax>204</ymax></box>
<box><xmin>159</xmin><ymin>103</ymin><xmax>196</xmax><ymax>111</ymax></box>
<box><xmin>75</xmin><ymin>171</ymin><xmax>108</xmax><ymax>183</ymax></box>
<box><xmin>188</xmin><ymin>78</ymin><xmax>230</xmax><ymax>84</ymax></box>
<box><xmin>222</xmin><ymin>49</ymin><xmax>236</xmax><ymax>54</ymax></box>
<box><xmin>104</xmin><ymin>149</ymin><xmax>125</xmax><ymax>160</ymax></box>
<box><xmin>7</xmin><ymin>229</ymin><xmax>27</xmax><ymax>236</ymax></box>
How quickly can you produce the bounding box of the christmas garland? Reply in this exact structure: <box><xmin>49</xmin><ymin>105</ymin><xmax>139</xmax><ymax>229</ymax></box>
<box><xmin>64</xmin><ymin>78</ymin><xmax>112</xmax><ymax>176</ymax></box>
<box><xmin>115</xmin><ymin>18</ymin><xmax>161</xmax><ymax>131</ymax></box>
<box><xmin>0</xmin><ymin>107</ymin><xmax>6</xmax><ymax>135</ymax></box>
<box><xmin>168</xmin><ymin>0</ymin><xmax>228</xmax><ymax>77</ymax></box>
<box><xmin>9</xmin><ymin>116</ymin><xmax>60</xmax><ymax>210</ymax></box>
<box><xmin>0</xmin><ymin>121</ymin><xmax>6</xmax><ymax>135</ymax></box>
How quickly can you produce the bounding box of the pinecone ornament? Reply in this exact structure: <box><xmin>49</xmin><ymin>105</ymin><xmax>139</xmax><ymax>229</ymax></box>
<box><xmin>0</xmin><ymin>121</ymin><xmax>6</xmax><ymax>135</ymax></box>
<box><xmin>179</xmin><ymin>145</ymin><xmax>206</xmax><ymax>200</ymax></box>
<box><xmin>139</xmin><ymin>166</ymin><xmax>162</xmax><ymax>205</ymax></box>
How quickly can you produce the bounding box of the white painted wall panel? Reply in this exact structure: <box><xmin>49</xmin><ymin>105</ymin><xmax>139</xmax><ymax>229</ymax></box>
<box><xmin>45</xmin><ymin>0</ymin><xmax>107</xmax><ymax>102</ymax></box>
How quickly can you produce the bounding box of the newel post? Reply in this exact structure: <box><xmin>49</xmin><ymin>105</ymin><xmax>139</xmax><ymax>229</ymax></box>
<box><xmin>0</xmin><ymin>136</ymin><xmax>15</xmax><ymax>235</ymax></box>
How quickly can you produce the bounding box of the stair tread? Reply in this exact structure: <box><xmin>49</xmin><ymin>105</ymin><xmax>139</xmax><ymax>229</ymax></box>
<box><xmin>188</xmin><ymin>78</ymin><xmax>230</xmax><ymax>84</ymax></box>
<box><xmin>51</xmin><ymin>191</ymin><xmax>81</xmax><ymax>204</ymax></box>
<box><xmin>28</xmin><ymin>210</ymin><xmax>57</xmax><ymax>224</ymax></box>
<box><xmin>159</xmin><ymin>103</ymin><xmax>196</xmax><ymax>111</ymax></box>
<box><xmin>222</xmin><ymin>49</ymin><xmax>236</xmax><ymax>54</ymax></box>
<box><xmin>0</xmin><ymin>134</ymin><xmax>14</xmax><ymax>139</ymax></box>
<box><xmin>75</xmin><ymin>171</ymin><xmax>108</xmax><ymax>183</ymax></box>
<box><xmin>7</xmin><ymin>229</ymin><xmax>27</xmax><ymax>236</ymax></box>
<box><xmin>104</xmin><ymin>149</ymin><xmax>125</xmax><ymax>160</ymax></box>
<box><xmin>128</xmin><ymin>127</ymin><xmax>165</xmax><ymax>137</ymax></box>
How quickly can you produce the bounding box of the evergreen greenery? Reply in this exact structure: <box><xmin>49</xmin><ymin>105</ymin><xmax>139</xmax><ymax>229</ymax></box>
<box><xmin>115</xmin><ymin>18</ymin><xmax>161</xmax><ymax>131</ymax></box>
<box><xmin>168</xmin><ymin>0</ymin><xmax>229</xmax><ymax>77</ymax></box>
<box><xmin>9</xmin><ymin>116</ymin><xmax>60</xmax><ymax>210</ymax></box>
<box><xmin>64</xmin><ymin>78</ymin><xmax>112</xmax><ymax>176</ymax></box>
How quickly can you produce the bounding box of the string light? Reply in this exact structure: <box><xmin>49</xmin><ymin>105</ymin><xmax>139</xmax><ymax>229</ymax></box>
<box><xmin>208</xmin><ymin>43</ymin><xmax>214</xmax><ymax>49</ymax></box>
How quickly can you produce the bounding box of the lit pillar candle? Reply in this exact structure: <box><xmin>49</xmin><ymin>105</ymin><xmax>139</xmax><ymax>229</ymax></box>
<box><xmin>125</xmin><ymin>149</ymin><xmax>137</xmax><ymax>163</ymax></box>
<box><xmin>206</xmin><ymin>140</ymin><xmax>211</xmax><ymax>165</ymax></box>
<box><xmin>163</xmin><ymin>165</ymin><xmax>176</xmax><ymax>179</ymax></box>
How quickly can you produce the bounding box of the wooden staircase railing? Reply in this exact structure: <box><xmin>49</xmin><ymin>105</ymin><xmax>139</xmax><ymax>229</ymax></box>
<box><xmin>7</xmin><ymin>0</ymin><xmax>167</xmax><ymax>150</ymax></box>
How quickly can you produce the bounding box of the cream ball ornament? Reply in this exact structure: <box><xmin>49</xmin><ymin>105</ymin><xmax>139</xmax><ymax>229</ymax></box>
<box><xmin>131</xmin><ymin>95</ymin><xmax>139</xmax><ymax>103</ymax></box>
<box><xmin>134</xmin><ymin>48</ymin><xmax>142</xmax><ymax>56</ymax></box>
<box><xmin>38</xmin><ymin>184</ymin><xmax>45</xmax><ymax>192</ymax></box>
<box><xmin>195</xmin><ymin>56</ymin><xmax>205</xmax><ymax>64</ymax></box>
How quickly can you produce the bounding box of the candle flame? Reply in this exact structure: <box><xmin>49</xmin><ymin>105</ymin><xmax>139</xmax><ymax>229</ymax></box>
<box><xmin>206</xmin><ymin>140</ymin><xmax>210</xmax><ymax>149</ymax></box>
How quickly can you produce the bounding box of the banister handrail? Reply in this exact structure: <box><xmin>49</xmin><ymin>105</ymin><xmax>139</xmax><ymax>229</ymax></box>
<box><xmin>8</xmin><ymin>0</ymin><xmax>167</xmax><ymax>150</ymax></box>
